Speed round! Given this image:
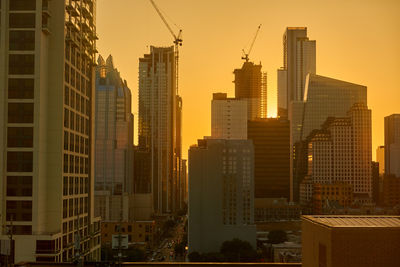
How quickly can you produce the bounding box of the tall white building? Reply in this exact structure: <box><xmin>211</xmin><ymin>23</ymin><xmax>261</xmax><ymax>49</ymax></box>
<box><xmin>307</xmin><ymin>103</ymin><xmax>372</xmax><ymax>197</ymax></box>
<box><xmin>0</xmin><ymin>0</ymin><xmax>100</xmax><ymax>263</ymax></box>
<box><xmin>188</xmin><ymin>139</ymin><xmax>256</xmax><ymax>253</ymax></box>
<box><xmin>211</xmin><ymin>93</ymin><xmax>247</xmax><ymax>140</ymax></box>
<box><xmin>278</xmin><ymin>27</ymin><xmax>316</xmax><ymax>117</ymax></box>
<box><xmin>138</xmin><ymin>46</ymin><xmax>180</xmax><ymax>214</ymax></box>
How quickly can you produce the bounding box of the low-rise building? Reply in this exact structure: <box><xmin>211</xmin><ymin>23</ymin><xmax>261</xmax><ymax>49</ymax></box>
<box><xmin>312</xmin><ymin>183</ymin><xmax>353</xmax><ymax>214</ymax></box>
<box><xmin>254</xmin><ymin>198</ymin><xmax>301</xmax><ymax>222</ymax></box>
<box><xmin>101</xmin><ymin>221</ymin><xmax>155</xmax><ymax>249</ymax></box>
<box><xmin>302</xmin><ymin>215</ymin><xmax>400</xmax><ymax>267</ymax></box>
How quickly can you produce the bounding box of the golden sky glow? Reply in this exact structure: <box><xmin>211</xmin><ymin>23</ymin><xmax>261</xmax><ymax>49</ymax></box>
<box><xmin>97</xmin><ymin>0</ymin><xmax>400</xmax><ymax>160</ymax></box>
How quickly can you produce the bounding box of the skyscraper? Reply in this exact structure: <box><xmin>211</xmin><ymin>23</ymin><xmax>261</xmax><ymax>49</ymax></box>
<box><xmin>384</xmin><ymin>114</ymin><xmax>400</xmax><ymax>177</ymax></box>
<box><xmin>138</xmin><ymin>46</ymin><xmax>181</xmax><ymax>214</ymax></box>
<box><xmin>94</xmin><ymin>55</ymin><xmax>134</xmax><ymax>221</ymax></box>
<box><xmin>233</xmin><ymin>62</ymin><xmax>267</xmax><ymax>119</ymax></box>
<box><xmin>211</xmin><ymin>93</ymin><xmax>248</xmax><ymax>140</ymax></box>
<box><xmin>278</xmin><ymin>27</ymin><xmax>316</xmax><ymax>117</ymax></box>
<box><xmin>188</xmin><ymin>139</ymin><xmax>256</xmax><ymax>253</ymax></box>
<box><xmin>298</xmin><ymin>74</ymin><xmax>367</xmax><ymax>144</ymax></box>
<box><xmin>0</xmin><ymin>0</ymin><xmax>100</xmax><ymax>263</ymax></box>
<box><xmin>307</xmin><ymin>103</ymin><xmax>372</xmax><ymax>198</ymax></box>
<box><xmin>247</xmin><ymin>118</ymin><xmax>290</xmax><ymax>200</ymax></box>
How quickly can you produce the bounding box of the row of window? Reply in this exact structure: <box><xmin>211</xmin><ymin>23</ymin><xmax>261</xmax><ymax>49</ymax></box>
<box><xmin>63</xmin><ymin>176</ymin><xmax>89</xmax><ymax>196</ymax></box>
<box><xmin>63</xmin><ymin>131</ymin><xmax>89</xmax><ymax>154</ymax></box>
<box><xmin>63</xmin><ymin>154</ymin><xmax>89</xmax><ymax>174</ymax></box>
<box><xmin>62</xmin><ymin>197</ymin><xmax>89</xmax><ymax>219</ymax></box>
<box><xmin>64</xmin><ymin>108</ymin><xmax>90</xmax><ymax>135</ymax></box>
<box><xmin>65</xmin><ymin>86</ymin><xmax>90</xmax><ymax>116</ymax></box>
<box><xmin>65</xmin><ymin>62</ymin><xmax>92</xmax><ymax>97</ymax></box>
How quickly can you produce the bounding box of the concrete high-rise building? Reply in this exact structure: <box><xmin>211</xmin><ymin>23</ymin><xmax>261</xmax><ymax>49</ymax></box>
<box><xmin>376</xmin><ymin>145</ymin><xmax>385</xmax><ymax>175</ymax></box>
<box><xmin>138</xmin><ymin>46</ymin><xmax>181</xmax><ymax>215</ymax></box>
<box><xmin>247</xmin><ymin>118</ymin><xmax>290</xmax><ymax>200</ymax></box>
<box><xmin>384</xmin><ymin>114</ymin><xmax>400</xmax><ymax>177</ymax></box>
<box><xmin>211</xmin><ymin>93</ymin><xmax>247</xmax><ymax>140</ymax></box>
<box><xmin>292</xmin><ymin>74</ymin><xmax>367</xmax><ymax>202</ymax></box>
<box><xmin>233</xmin><ymin>62</ymin><xmax>267</xmax><ymax>119</ymax></box>
<box><xmin>278</xmin><ymin>27</ymin><xmax>316</xmax><ymax>117</ymax></box>
<box><xmin>188</xmin><ymin>139</ymin><xmax>256</xmax><ymax>253</ymax></box>
<box><xmin>307</xmin><ymin>103</ymin><xmax>372</xmax><ymax>198</ymax></box>
<box><xmin>94</xmin><ymin>55</ymin><xmax>134</xmax><ymax>221</ymax></box>
<box><xmin>0</xmin><ymin>0</ymin><xmax>100</xmax><ymax>263</ymax></box>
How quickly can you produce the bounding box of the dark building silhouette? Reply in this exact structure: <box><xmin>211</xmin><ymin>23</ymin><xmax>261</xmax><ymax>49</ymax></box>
<box><xmin>384</xmin><ymin>114</ymin><xmax>400</xmax><ymax>177</ymax></box>
<box><xmin>248</xmin><ymin>118</ymin><xmax>290</xmax><ymax>199</ymax></box>
<box><xmin>372</xmin><ymin>161</ymin><xmax>380</xmax><ymax>205</ymax></box>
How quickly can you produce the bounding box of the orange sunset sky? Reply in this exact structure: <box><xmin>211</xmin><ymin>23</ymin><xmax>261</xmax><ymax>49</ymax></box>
<box><xmin>96</xmin><ymin>0</ymin><xmax>400</xmax><ymax>160</ymax></box>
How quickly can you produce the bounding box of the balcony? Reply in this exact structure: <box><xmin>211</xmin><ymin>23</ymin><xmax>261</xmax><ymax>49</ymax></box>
<box><xmin>66</xmin><ymin>2</ymin><xmax>80</xmax><ymax>17</ymax></box>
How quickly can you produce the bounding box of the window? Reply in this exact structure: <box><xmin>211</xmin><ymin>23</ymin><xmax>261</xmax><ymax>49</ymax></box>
<box><xmin>9</xmin><ymin>225</ymin><xmax>32</xmax><ymax>235</ymax></box>
<box><xmin>64</xmin><ymin>108</ymin><xmax>69</xmax><ymax>127</ymax></box>
<box><xmin>7</xmin><ymin>127</ymin><xmax>33</xmax><ymax>147</ymax></box>
<box><xmin>6</xmin><ymin>176</ymin><xmax>32</xmax><ymax>196</ymax></box>
<box><xmin>8</xmin><ymin>78</ymin><xmax>34</xmax><ymax>99</ymax></box>
<box><xmin>9</xmin><ymin>30</ymin><xmax>35</xmax><ymax>50</ymax></box>
<box><xmin>8</xmin><ymin>103</ymin><xmax>34</xmax><ymax>123</ymax></box>
<box><xmin>63</xmin><ymin>177</ymin><xmax>68</xmax><ymax>196</ymax></box>
<box><xmin>7</xmin><ymin>151</ymin><xmax>33</xmax><ymax>172</ymax></box>
<box><xmin>63</xmin><ymin>200</ymin><xmax>68</xmax><ymax>219</ymax></box>
<box><xmin>6</xmin><ymin>200</ymin><xmax>32</xmax><ymax>221</ymax></box>
<box><xmin>63</xmin><ymin>154</ymin><xmax>68</xmax><ymax>173</ymax></box>
<box><xmin>65</xmin><ymin>86</ymin><xmax>69</xmax><ymax>105</ymax></box>
<box><xmin>9</xmin><ymin>54</ymin><xmax>34</xmax><ymax>75</ymax></box>
<box><xmin>64</xmin><ymin>131</ymin><xmax>68</xmax><ymax>150</ymax></box>
<box><xmin>65</xmin><ymin>63</ymin><xmax>70</xmax><ymax>83</ymax></box>
<box><xmin>9</xmin><ymin>13</ymin><xmax>35</xmax><ymax>28</ymax></box>
<box><xmin>9</xmin><ymin>0</ymin><xmax>36</xmax><ymax>10</ymax></box>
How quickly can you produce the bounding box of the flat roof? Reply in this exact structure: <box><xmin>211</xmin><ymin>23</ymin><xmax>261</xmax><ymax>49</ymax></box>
<box><xmin>302</xmin><ymin>215</ymin><xmax>400</xmax><ymax>228</ymax></box>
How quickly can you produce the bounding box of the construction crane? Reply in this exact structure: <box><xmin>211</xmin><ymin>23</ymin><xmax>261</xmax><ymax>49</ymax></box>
<box><xmin>148</xmin><ymin>0</ymin><xmax>183</xmax><ymax>95</ymax></box>
<box><xmin>242</xmin><ymin>24</ymin><xmax>262</xmax><ymax>62</ymax></box>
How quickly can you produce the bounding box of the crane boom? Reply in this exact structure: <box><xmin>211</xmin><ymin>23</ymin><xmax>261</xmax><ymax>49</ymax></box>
<box><xmin>242</xmin><ymin>24</ymin><xmax>262</xmax><ymax>62</ymax></box>
<box><xmin>148</xmin><ymin>0</ymin><xmax>183</xmax><ymax>95</ymax></box>
<box><xmin>149</xmin><ymin>0</ymin><xmax>180</xmax><ymax>42</ymax></box>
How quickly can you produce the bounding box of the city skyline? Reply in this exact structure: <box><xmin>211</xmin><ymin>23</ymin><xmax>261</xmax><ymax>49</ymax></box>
<box><xmin>97</xmin><ymin>0</ymin><xmax>400</xmax><ymax>160</ymax></box>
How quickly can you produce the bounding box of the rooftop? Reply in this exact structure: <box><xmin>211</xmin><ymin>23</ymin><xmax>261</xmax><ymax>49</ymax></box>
<box><xmin>302</xmin><ymin>215</ymin><xmax>400</xmax><ymax>228</ymax></box>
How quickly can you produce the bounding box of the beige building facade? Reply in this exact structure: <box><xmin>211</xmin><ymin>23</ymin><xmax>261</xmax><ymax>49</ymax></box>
<box><xmin>302</xmin><ymin>215</ymin><xmax>400</xmax><ymax>267</ymax></box>
<box><xmin>0</xmin><ymin>0</ymin><xmax>100</xmax><ymax>263</ymax></box>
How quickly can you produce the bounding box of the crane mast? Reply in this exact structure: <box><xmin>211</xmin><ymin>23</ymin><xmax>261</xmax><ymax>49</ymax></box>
<box><xmin>242</xmin><ymin>24</ymin><xmax>262</xmax><ymax>62</ymax></box>
<box><xmin>148</xmin><ymin>0</ymin><xmax>182</xmax><ymax>95</ymax></box>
